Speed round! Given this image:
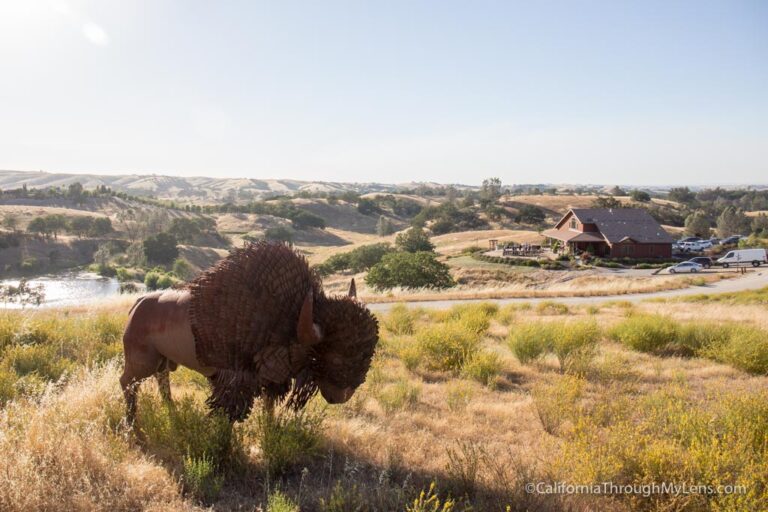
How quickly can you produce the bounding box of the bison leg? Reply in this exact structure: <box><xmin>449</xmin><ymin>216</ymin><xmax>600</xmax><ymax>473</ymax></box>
<box><xmin>120</xmin><ymin>372</ymin><xmax>141</xmax><ymax>426</ymax></box>
<box><xmin>121</xmin><ymin>348</ymin><xmax>164</xmax><ymax>426</ymax></box>
<box><xmin>156</xmin><ymin>369</ymin><xmax>172</xmax><ymax>403</ymax></box>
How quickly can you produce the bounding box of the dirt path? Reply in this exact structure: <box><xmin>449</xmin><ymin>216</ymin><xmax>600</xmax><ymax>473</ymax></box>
<box><xmin>366</xmin><ymin>268</ymin><xmax>768</xmax><ymax>313</ymax></box>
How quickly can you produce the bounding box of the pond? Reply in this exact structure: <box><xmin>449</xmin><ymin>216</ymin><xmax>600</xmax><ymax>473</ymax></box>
<box><xmin>0</xmin><ymin>271</ymin><xmax>122</xmax><ymax>308</ymax></box>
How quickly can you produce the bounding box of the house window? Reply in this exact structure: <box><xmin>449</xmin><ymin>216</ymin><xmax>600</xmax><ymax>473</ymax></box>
<box><xmin>649</xmin><ymin>245</ymin><xmax>654</xmax><ymax>255</ymax></box>
<box><xmin>623</xmin><ymin>245</ymin><xmax>632</xmax><ymax>256</ymax></box>
<box><xmin>569</xmin><ymin>218</ymin><xmax>578</xmax><ymax>229</ymax></box>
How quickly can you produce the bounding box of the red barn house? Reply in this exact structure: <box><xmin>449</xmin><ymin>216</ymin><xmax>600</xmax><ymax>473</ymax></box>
<box><xmin>543</xmin><ymin>208</ymin><xmax>673</xmax><ymax>258</ymax></box>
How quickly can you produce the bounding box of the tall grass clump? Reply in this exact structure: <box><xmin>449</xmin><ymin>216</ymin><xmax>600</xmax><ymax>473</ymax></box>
<box><xmin>703</xmin><ymin>325</ymin><xmax>768</xmax><ymax>374</ymax></box>
<box><xmin>553</xmin><ymin>384</ymin><xmax>768</xmax><ymax>510</ymax></box>
<box><xmin>531</xmin><ymin>375</ymin><xmax>585</xmax><ymax>435</ymax></box>
<box><xmin>0</xmin><ymin>363</ymin><xmax>188</xmax><ymax>511</ymax></box>
<box><xmin>552</xmin><ymin>319</ymin><xmax>601</xmax><ymax>374</ymax></box>
<box><xmin>461</xmin><ymin>351</ymin><xmax>503</xmax><ymax>387</ymax></box>
<box><xmin>137</xmin><ymin>393</ymin><xmax>239</xmax><ymax>468</ymax></box>
<box><xmin>183</xmin><ymin>453</ymin><xmax>224</xmax><ymax>503</ymax></box>
<box><xmin>608</xmin><ymin>314</ymin><xmax>679</xmax><ymax>353</ymax></box>
<box><xmin>415</xmin><ymin>322</ymin><xmax>481</xmax><ymax>374</ymax></box>
<box><xmin>382</xmin><ymin>304</ymin><xmax>419</xmax><ymax>335</ymax></box>
<box><xmin>248</xmin><ymin>407</ymin><xmax>325</xmax><ymax>475</ymax></box>
<box><xmin>507</xmin><ymin>322</ymin><xmax>559</xmax><ymax>364</ymax></box>
<box><xmin>267</xmin><ymin>490</ymin><xmax>300</xmax><ymax>512</ymax></box>
<box><xmin>447</xmin><ymin>302</ymin><xmax>498</xmax><ymax>335</ymax></box>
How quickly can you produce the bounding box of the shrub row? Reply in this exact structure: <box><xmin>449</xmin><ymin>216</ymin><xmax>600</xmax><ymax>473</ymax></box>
<box><xmin>608</xmin><ymin>314</ymin><xmax>768</xmax><ymax>374</ymax></box>
<box><xmin>508</xmin><ymin>319</ymin><xmax>601</xmax><ymax>373</ymax></box>
<box><xmin>471</xmin><ymin>252</ymin><xmax>565</xmax><ymax>270</ymax></box>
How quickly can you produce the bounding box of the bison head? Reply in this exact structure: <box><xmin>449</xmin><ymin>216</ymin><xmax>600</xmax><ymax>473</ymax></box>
<box><xmin>295</xmin><ymin>279</ymin><xmax>378</xmax><ymax>404</ymax></box>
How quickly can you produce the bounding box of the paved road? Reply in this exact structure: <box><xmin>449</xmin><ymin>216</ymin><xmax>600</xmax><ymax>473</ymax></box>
<box><xmin>366</xmin><ymin>268</ymin><xmax>768</xmax><ymax>313</ymax></box>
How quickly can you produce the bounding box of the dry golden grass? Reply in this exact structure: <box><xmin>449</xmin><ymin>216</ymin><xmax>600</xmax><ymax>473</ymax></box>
<box><xmin>325</xmin><ymin>271</ymin><xmax>726</xmax><ymax>303</ymax></box>
<box><xmin>3</xmin><ymin>294</ymin><xmax>767</xmax><ymax>510</ymax></box>
<box><xmin>0</xmin><ymin>204</ymin><xmax>109</xmax><ymax>229</ymax></box>
<box><xmin>501</xmin><ymin>194</ymin><xmax>680</xmax><ymax>214</ymax></box>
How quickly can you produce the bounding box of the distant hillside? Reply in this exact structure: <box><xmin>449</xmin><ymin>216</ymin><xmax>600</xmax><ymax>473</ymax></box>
<box><xmin>0</xmin><ymin>170</ymin><xmax>470</xmax><ymax>202</ymax></box>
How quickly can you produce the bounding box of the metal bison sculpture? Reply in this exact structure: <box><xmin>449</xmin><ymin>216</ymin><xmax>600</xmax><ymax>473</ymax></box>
<box><xmin>120</xmin><ymin>242</ymin><xmax>379</xmax><ymax>423</ymax></box>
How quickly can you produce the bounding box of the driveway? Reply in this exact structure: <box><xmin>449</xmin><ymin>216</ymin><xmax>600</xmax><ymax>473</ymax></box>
<box><xmin>366</xmin><ymin>268</ymin><xmax>768</xmax><ymax>313</ymax></box>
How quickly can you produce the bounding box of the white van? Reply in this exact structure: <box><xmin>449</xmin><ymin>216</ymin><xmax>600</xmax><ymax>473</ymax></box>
<box><xmin>717</xmin><ymin>248</ymin><xmax>768</xmax><ymax>268</ymax></box>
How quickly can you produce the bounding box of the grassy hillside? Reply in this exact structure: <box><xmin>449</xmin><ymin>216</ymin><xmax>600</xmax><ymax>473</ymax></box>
<box><xmin>1</xmin><ymin>296</ymin><xmax>767</xmax><ymax>510</ymax></box>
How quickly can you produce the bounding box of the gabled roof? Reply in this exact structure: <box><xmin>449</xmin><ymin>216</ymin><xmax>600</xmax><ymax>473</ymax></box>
<box><xmin>565</xmin><ymin>208</ymin><xmax>674</xmax><ymax>244</ymax></box>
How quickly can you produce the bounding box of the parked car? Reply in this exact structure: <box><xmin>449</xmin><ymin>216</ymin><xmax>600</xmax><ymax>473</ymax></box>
<box><xmin>687</xmin><ymin>257</ymin><xmax>713</xmax><ymax>269</ymax></box>
<box><xmin>720</xmin><ymin>235</ymin><xmax>742</xmax><ymax>245</ymax></box>
<box><xmin>669</xmin><ymin>261</ymin><xmax>703</xmax><ymax>274</ymax></box>
<box><xmin>698</xmin><ymin>240</ymin><xmax>713</xmax><ymax>250</ymax></box>
<box><xmin>678</xmin><ymin>237</ymin><xmax>703</xmax><ymax>244</ymax></box>
<box><xmin>717</xmin><ymin>248</ymin><xmax>768</xmax><ymax>268</ymax></box>
<box><xmin>680</xmin><ymin>241</ymin><xmax>706</xmax><ymax>252</ymax></box>
<box><xmin>708</xmin><ymin>238</ymin><xmax>721</xmax><ymax>245</ymax></box>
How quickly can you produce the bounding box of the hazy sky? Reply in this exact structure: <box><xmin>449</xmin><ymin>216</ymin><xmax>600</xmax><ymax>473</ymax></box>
<box><xmin>1</xmin><ymin>1</ymin><xmax>766</xmax><ymax>186</ymax></box>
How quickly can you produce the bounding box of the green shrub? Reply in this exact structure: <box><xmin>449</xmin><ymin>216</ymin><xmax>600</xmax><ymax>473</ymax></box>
<box><xmin>137</xmin><ymin>394</ymin><xmax>238</xmax><ymax>466</ymax></box>
<box><xmin>267</xmin><ymin>490</ymin><xmax>300</xmax><ymax>512</ymax></box>
<box><xmin>552</xmin><ymin>319</ymin><xmax>600</xmax><ymax>373</ymax></box>
<box><xmin>144</xmin><ymin>271</ymin><xmax>161</xmax><ymax>291</ymax></box>
<box><xmin>183</xmin><ymin>453</ymin><xmax>223</xmax><ymax>503</ymax></box>
<box><xmin>447</xmin><ymin>303</ymin><xmax>497</xmax><ymax>335</ymax></box>
<box><xmin>608</xmin><ymin>314</ymin><xmax>680</xmax><ymax>353</ymax></box>
<box><xmin>377</xmin><ymin>378</ymin><xmax>421</xmax><ymax>413</ymax></box>
<box><xmin>382</xmin><ymin>304</ymin><xmax>418</xmax><ymax>335</ymax></box>
<box><xmin>704</xmin><ymin>326</ymin><xmax>768</xmax><ymax>374</ymax></box>
<box><xmin>461</xmin><ymin>351</ymin><xmax>502</xmax><ymax>387</ymax></box>
<box><xmin>507</xmin><ymin>322</ymin><xmax>558</xmax><ymax>364</ymax></box>
<box><xmin>415</xmin><ymin>322</ymin><xmax>481</xmax><ymax>373</ymax></box>
<box><xmin>156</xmin><ymin>274</ymin><xmax>176</xmax><ymax>289</ymax></box>
<box><xmin>2</xmin><ymin>343</ymin><xmax>72</xmax><ymax>381</ymax></box>
<box><xmin>249</xmin><ymin>408</ymin><xmax>324</xmax><ymax>475</ymax></box>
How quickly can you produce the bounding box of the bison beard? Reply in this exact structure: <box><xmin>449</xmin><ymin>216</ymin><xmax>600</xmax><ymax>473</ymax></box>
<box><xmin>188</xmin><ymin>241</ymin><xmax>373</xmax><ymax>421</ymax></box>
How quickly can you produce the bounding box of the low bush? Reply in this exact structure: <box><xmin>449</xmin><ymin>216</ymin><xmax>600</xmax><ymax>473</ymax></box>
<box><xmin>183</xmin><ymin>453</ymin><xmax>224</xmax><ymax>503</ymax></box>
<box><xmin>507</xmin><ymin>322</ymin><xmax>559</xmax><ymax>364</ymax></box>
<box><xmin>382</xmin><ymin>304</ymin><xmax>418</xmax><ymax>335</ymax></box>
<box><xmin>461</xmin><ymin>351</ymin><xmax>503</xmax><ymax>387</ymax></box>
<box><xmin>703</xmin><ymin>325</ymin><xmax>768</xmax><ymax>374</ymax></box>
<box><xmin>2</xmin><ymin>343</ymin><xmax>72</xmax><ymax>381</ymax></box>
<box><xmin>531</xmin><ymin>375</ymin><xmax>585</xmax><ymax>435</ymax></box>
<box><xmin>377</xmin><ymin>378</ymin><xmax>421</xmax><ymax>413</ymax></box>
<box><xmin>248</xmin><ymin>407</ymin><xmax>325</xmax><ymax>475</ymax></box>
<box><xmin>137</xmin><ymin>394</ymin><xmax>238</xmax><ymax>467</ymax></box>
<box><xmin>446</xmin><ymin>303</ymin><xmax>497</xmax><ymax>335</ymax></box>
<box><xmin>415</xmin><ymin>322</ymin><xmax>481</xmax><ymax>373</ymax></box>
<box><xmin>267</xmin><ymin>490</ymin><xmax>300</xmax><ymax>512</ymax></box>
<box><xmin>608</xmin><ymin>314</ymin><xmax>680</xmax><ymax>353</ymax></box>
<box><xmin>552</xmin><ymin>319</ymin><xmax>600</xmax><ymax>374</ymax></box>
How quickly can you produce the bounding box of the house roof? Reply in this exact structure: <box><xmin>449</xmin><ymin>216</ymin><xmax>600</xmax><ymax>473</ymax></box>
<box><xmin>565</xmin><ymin>208</ymin><xmax>674</xmax><ymax>244</ymax></box>
<box><xmin>541</xmin><ymin>229</ymin><xmax>606</xmax><ymax>243</ymax></box>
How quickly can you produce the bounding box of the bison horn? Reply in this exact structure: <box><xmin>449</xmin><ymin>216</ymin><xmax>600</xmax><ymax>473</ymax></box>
<box><xmin>348</xmin><ymin>278</ymin><xmax>357</xmax><ymax>298</ymax></box>
<box><xmin>297</xmin><ymin>288</ymin><xmax>322</xmax><ymax>346</ymax></box>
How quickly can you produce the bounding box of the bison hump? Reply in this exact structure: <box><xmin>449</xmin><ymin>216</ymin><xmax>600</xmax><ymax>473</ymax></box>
<box><xmin>188</xmin><ymin>241</ymin><xmax>321</xmax><ymax>371</ymax></box>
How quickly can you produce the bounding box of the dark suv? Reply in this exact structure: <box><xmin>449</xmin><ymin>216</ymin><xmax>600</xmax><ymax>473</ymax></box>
<box><xmin>687</xmin><ymin>256</ymin><xmax>713</xmax><ymax>269</ymax></box>
<box><xmin>721</xmin><ymin>235</ymin><xmax>741</xmax><ymax>245</ymax></box>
